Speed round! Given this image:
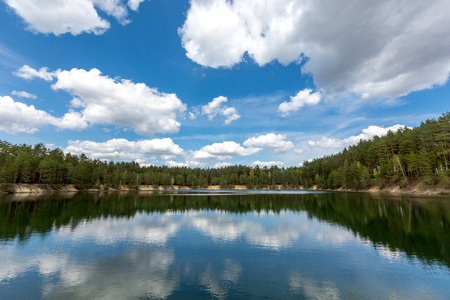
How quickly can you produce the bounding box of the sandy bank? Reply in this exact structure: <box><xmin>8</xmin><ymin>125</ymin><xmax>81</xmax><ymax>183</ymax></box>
<box><xmin>1</xmin><ymin>183</ymin><xmax>448</xmax><ymax>197</ymax></box>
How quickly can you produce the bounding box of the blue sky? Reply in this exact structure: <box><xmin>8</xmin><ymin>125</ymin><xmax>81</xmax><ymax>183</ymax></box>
<box><xmin>0</xmin><ymin>0</ymin><xmax>449</xmax><ymax>168</ymax></box>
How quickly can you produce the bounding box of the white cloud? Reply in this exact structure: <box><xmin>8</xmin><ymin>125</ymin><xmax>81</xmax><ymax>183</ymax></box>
<box><xmin>251</xmin><ymin>161</ymin><xmax>284</xmax><ymax>167</ymax></box>
<box><xmin>189</xmin><ymin>141</ymin><xmax>261</xmax><ymax>162</ymax></box>
<box><xmin>278</xmin><ymin>89</ymin><xmax>321</xmax><ymax>116</ymax></box>
<box><xmin>92</xmin><ymin>0</ymin><xmax>129</xmax><ymax>24</ymax></box>
<box><xmin>166</xmin><ymin>140</ymin><xmax>263</xmax><ymax>167</ymax></box>
<box><xmin>165</xmin><ymin>160</ymin><xmax>187</xmax><ymax>168</ymax></box>
<box><xmin>0</xmin><ymin>96</ymin><xmax>56</xmax><ymax>134</ymax></box>
<box><xmin>137</xmin><ymin>139</ymin><xmax>184</xmax><ymax>156</ymax></box>
<box><xmin>65</xmin><ymin>138</ymin><xmax>184</xmax><ymax>162</ymax></box>
<box><xmin>213</xmin><ymin>162</ymin><xmax>232</xmax><ymax>168</ymax></box>
<box><xmin>16</xmin><ymin>66</ymin><xmax>186</xmax><ymax>136</ymax></box>
<box><xmin>5</xmin><ymin>0</ymin><xmax>110</xmax><ymax>35</ymax></box>
<box><xmin>308</xmin><ymin>124</ymin><xmax>409</xmax><ymax>149</ymax></box>
<box><xmin>4</xmin><ymin>0</ymin><xmax>145</xmax><ymax>35</ymax></box>
<box><xmin>221</xmin><ymin>107</ymin><xmax>240</xmax><ymax>125</ymax></box>
<box><xmin>160</xmin><ymin>154</ymin><xmax>176</xmax><ymax>160</ymax></box>
<box><xmin>14</xmin><ymin>65</ymin><xmax>54</xmax><ymax>81</ymax></box>
<box><xmin>188</xmin><ymin>111</ymin><xmax>197</xmax><ymax>120</ymax></box>
<box><xmin>243</xmin><ymin>133</ymin><xmax>294</xmax><ymax>153</ymax></box>
<box><xmin>179</xmin><ymin>0</ymin><xmax>249</xmax><ymax>68</ymax></box>
<box><xmin>127</xmin><ymin>0</ymin><xmax>147</xmax><ymax>11</ymax></box>
<box><xmin>52</xmin><ymin>68</ymin><xmax>186</xmax><ymax>136</ymax></box>
<box><xmin>69</xmin><ymin>98</ymin><xmax>85</xmax><ymax>108</ymax></box>
<box><xmin>0</xmin><ymin>96</ymin><xmax>90</xmax><ymax>133</ymax></box>
<box><xmin>308</xmin><ymin>137</ymin><xmax>343</xmax><ymax>149</ymax></box>
<box><xmin>164</xmin><ymin>160</ymin><xmax>203</xmax><ymax>168</ymax></box>
<box><xmin>199</xmin><ymin>96</ymin><xmax>240</xmax><ymax>125</ymax></box>
<box><xmin>202</xmin><ymin>96</ymin><xmax>227</xmax><ymax>117</ymax></box>
<box><xmin>11</xmin><ymin>90</ymin><xmax>37</xmax><ymax>99</ymax></box>
<box><xmin>57</xmin><ymin>110</ymin><xmax>88</xmax><ymax>130</ymax></box>
<box><xmin>180</xmin><ymin>0</ymin><xmax>450</xmax><ymax>99</ymax></box>
<box><xmin>294</xmin><ymin>149</ymin><xmax>304</xmax><ymax>154</ymax></box>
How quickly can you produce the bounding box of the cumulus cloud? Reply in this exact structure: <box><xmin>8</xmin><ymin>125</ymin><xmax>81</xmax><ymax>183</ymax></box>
<box><xmin>189</xmin><ymin>141</ymin><xmax>261</xmax><ymax>162</ymax></box>
<box><xmin>0</xmin><ymin>96</ymin><xmax>90</xmax><ymax>133</ymax></box>
<box><xmin>14</xmin><ymin>65</ymin><xmax>54</xmax><ymax>81</ymax></box>
<box><xmin>65</xmin><ymin>138</ymin><xmax>184</xmax><ymax>162</ymax></box>
<box><xmin>11</xmin><ymin>90</ymin><xmax>37</xmax><ymax>99</ymax></box>
<box><xmin>278</xmin><ymin>89</ymin><xmax>321</xmax><ymax>116</ymax></box>
<box><xmin>127</xmin><ymin>0</ymin><xmax>147</xmax><ymax>11</ymax></box>
<box><xmin>251</xmin><ymin>161</ymin><xmax>284</xmax><ymax>167</ymax></box>
<box><xmin>5</xmin><ymin>0</ymin><xmax>110</xmax><ymax>35</ymax></box>
<box><xmin>188</xmin><ymin>111</ymin><xmax>197</xmax><ymax>120</ymax></box>
<box><xmin>198</xmin><ymin>96</ymin><xmax>240</xmax><ymax>125</ymax></box>
<box><xmin>179</xmin><ymin>0</ymin><xmax>249</xmax><ymax>68</ymax></box>
<box><xmin>4</xmin><ymin>0</ymin><xmax>140</xmax><ymax>35</ymax></box>
<box><xmin>166</xmin><ymin>140</ymin><xmax>263</xmax><ymax>167</ymax></box>
<box><xmin>213</xmin><ymin>162</ymin><xmax>232</xmax><ymax>168</ymax></box>
<box><xmin>93</xmin><ymin>0</ymin><xmax>129</xmax><ymax>24</ymax></box>
<box><xmin>180</xmin><ymin>0</ymin><xmax>450</xmax><ymax>99</ymax></box>
<box><xmin>243</xmin><ymin>133</ymin><xmax>294</xmax><ymax>153</ymax></box>
<box><xmin>221</xmin><ymin>107</ymin><xmax>240</xmax><ymax>125</ymax></box>
<box><xmin>165</xmin><ymin>160</ymin><xmax>204</xmax><ymax>168</ymax></box>
<box><xmin>69</xmin><ymin>98</ymin><xmax>85</xmax><ymax>108</ymax></box>
<box><xmin>15</xmin><ymin>66</ymin><xmax>186</xmax><ymax>136</ymax></box>
<box><xmin>52</xmin><ymin>68</ymin><xmax>185</xmax><ymax>136</ymax></box>
<box><xmin>176</xmin><ymin>136</ymin><xmax>294</xmax><ymax>166</ymax></box>
<box><xmin>165</xmin><ymin>160</ymin><xmax>188</xmax><ymax>168</ymax></box>
<box><xmin>202</xmin><ymin>96</ymin><xmax>227</xmax><ymax>117</ymax></box>
<box><xmin>57</xmin><ymin>110</ymin><xmax>88</xmax><ymax>130</ymax></box>
<box><xmin>294</xmin><ymin>149</ymin><xmax>304</xmax><ymax>154</ymax></box>
<box><xmin>308</xmin><ymin>124</ymin><xmax>409</xmax><ymax>149</ymax></box>
<box><xmin>0</xmin><ymin>96</ymin><xmax>56</xmax><ymax>134</ymax></box>
<box><xmin>308</xmin><ymin>137</ymin><xmax>343</xmax><ymax>149</ymax></box>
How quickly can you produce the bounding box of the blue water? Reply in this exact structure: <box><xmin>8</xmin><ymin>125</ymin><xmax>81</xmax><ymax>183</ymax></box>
<box><xmin>0</xmin><ymin>191</ymin><xmax>449</xmax><ymax>299</ymax></box>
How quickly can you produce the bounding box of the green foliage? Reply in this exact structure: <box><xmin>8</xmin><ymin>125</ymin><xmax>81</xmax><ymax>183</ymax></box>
<box><xmin>300</xmin><ymin>112</ymin><xmax>450</xmax><ymax>190</ymax></box>
<box><xmin>0</xmin><ymin>113</ymin><xmax>448</xmax><ymax>190</ymax></box>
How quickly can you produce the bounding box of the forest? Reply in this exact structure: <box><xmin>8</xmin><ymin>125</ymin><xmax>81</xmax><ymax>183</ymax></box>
<box><xmin>0</xmin><ymin>112</ymin><xmax>449</xmax><ymax>192</ymax></box>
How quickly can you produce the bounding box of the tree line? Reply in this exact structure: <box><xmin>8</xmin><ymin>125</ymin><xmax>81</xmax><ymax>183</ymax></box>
<box><xmin>0</xmin><ymin>112</ymin><xmax>449</xmax><ymax>192</ymax></box>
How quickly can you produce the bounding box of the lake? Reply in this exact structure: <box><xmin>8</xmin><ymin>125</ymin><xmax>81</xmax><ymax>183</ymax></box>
<box><xmin>0</xmin><ymin>190</ymin><xmax>449</xmax><ymax>299</ymax></box>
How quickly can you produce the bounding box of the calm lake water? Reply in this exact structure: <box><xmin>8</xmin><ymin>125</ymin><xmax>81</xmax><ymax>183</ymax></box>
<box><xmin>0</xmin><ymin>190</ymin><xmax>449</xmax><ymax>299</ymax></box>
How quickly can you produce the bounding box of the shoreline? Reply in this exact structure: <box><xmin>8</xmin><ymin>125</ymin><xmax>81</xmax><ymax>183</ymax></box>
<box><xmin>1</xmin><ymin>183</ymin><xmax>449</xmax><ymax>197</ymax></box>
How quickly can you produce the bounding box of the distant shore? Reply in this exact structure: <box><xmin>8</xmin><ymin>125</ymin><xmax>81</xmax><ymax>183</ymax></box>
<box><xmin>1</xmin><ymin>183</ymin><xmax>449</xmax><ymax>197</ymax></box>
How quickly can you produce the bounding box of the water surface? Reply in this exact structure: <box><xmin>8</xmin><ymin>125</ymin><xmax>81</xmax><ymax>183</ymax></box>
<box><xmin>0</xmin><ymin>191</ymin><xmax>449</xmax><ymax>299</ymax></box>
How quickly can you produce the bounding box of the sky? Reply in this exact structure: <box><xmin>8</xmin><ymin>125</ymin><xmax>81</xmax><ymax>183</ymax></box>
<box><xmin>0</xmin><ymin>0</ymin><xmax>449</xmax><ymax>168</ymax></box>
